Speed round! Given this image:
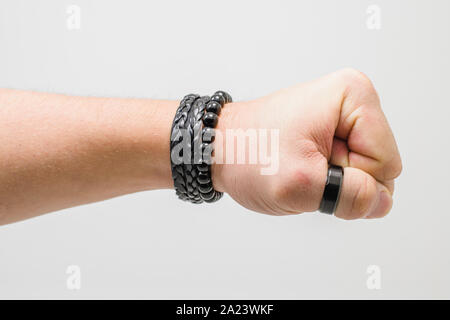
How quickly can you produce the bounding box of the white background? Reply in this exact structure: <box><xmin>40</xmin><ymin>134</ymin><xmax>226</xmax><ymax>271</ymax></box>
<box><xmin>0</xmin><ymin>0</ymin><xmax>449</xmax><ymax>299</ymax></box>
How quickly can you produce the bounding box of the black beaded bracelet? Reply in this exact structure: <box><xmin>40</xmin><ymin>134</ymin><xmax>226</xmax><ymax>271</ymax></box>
<box><xmin>170</xmin><ymin>91</ymin><xmax>232</xmax><ymax>203</ymax></box>
<box><xmin>196</xmin><ymin>91</ymin><xmax>232</xmax><ymax>203</ymax></box>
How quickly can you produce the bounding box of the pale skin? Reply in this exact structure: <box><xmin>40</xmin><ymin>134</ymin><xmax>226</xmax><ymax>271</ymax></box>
<box><xmin>0</xmin><ymin>69</ymin><xmax>402</xmax><ymax>225</ymax></box>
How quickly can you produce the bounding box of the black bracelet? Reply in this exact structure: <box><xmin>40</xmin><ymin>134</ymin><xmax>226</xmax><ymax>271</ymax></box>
<box><xmin>170</xmin><ymin>91</ymin><xmax>232</xmax><ymax>203</ymax></box>
<box><xmin>183</xmin><ymin>95</ymin><xmax>210</xmax><ymax>203</ymax></box>
<box><xmin>196</xmin><ymin>91</ymin><xmax>232</xmax><ymax>203</ymax></box>
<box><xmin>170</xmin><ymin>94</ymin><xmax>200</xmax><ymax>201</ymax></box>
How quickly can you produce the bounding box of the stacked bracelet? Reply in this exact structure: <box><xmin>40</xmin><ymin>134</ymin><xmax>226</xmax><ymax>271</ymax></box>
<box><xmin>170</xmin><ymin>91</ymin><xmax>232</xmax><ymax>204</ymax></box>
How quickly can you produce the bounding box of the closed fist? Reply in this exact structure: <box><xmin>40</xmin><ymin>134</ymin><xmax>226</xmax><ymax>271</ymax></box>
<box><xmin>213</xmin><ymin>69</ymin><xmax>402</xmax><ymax>220</ymax></box>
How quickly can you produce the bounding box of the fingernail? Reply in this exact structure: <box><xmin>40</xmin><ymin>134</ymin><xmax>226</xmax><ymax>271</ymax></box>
<box><xmin>366</xmin><ymin>186</ymin><xmax>393</xmax><ymax>219</ymax></box>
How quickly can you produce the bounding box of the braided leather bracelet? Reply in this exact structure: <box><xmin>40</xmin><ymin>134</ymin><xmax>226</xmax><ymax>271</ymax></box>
<box><xmin>170</xmin><ymin>91</ymin><xmax>232</xmax><ymax>203</ymax></box>
<box><xmin>183</xmin><ymin>95</ymin><xmax>209</xmax><ymax>203</ymax></box>
<box><xmin>170</xmin><ymin>94</ymin><xmax>199</xmax><ymax>201</ymax></box>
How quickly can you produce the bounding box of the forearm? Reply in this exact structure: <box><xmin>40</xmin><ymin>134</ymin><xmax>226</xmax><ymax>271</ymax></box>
<box><xmin>0</xmin><ymin>88</ymin><xmax>177</xmax><ymax>225</ymax></box>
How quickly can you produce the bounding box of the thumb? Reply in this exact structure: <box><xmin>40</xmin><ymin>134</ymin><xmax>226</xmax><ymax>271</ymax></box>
<box><xmin>334</xmin><ymin>167</ymin><xmax>393</xmax><ymax>220</ymax></box>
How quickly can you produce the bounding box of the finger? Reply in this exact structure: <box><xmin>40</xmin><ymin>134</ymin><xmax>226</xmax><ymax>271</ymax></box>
<box><xmin>331</xmin><ymin>69</ymin><xmax>402</xmax><ymax>182</ymax></box>
<box><xmin>330</xmin><ymin>137</ymin><xmax>395</xmax><ymax>194</ymax></box>
<box><xmin>334</xmin><ymin>167</ymin><xmax>393</xmax><ymax>220</ymax></box>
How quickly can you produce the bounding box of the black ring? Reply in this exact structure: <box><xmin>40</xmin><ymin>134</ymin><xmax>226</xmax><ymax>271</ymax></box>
<box><xmin>319</xmin><ymin>165</ymin><xmax>344</xmax><ymax>214</ymax></box>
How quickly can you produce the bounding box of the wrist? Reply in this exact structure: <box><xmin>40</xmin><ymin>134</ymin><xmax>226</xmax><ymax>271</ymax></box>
<box><xmin>212</xmin><ymin>100</ymin><xmax>246</xmax><ymax>194</ymax></box>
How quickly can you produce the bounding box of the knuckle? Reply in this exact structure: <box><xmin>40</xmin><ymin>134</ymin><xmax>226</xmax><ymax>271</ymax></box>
<box><xmin>339</xmin><ymin>68</ymin><xmax>371</xmax><ymax>84</ymax></box>
<box><xmin>390</xmin><ymin>155</ymin><xmax>403</xmax><ymax>179</ymax></box>
<box><xmin>381</xmin><ymin>154</ymin><xmax>403</xmax><ymax>181</ymax></box>
<box><xmin>339</xmin><ymin>68</ymin><xmax>377</xmax><ymax>96</ymax></box>
<box><xmin>272</xmin><ymin>167</ymin><xmax>316</xmax><ymax>213</ymax></box>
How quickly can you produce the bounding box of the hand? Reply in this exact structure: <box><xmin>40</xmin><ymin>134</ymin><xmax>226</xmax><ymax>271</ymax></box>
<box><xmin>213</xmin><ymin>69</ymin><xmax>402</xmax><ymax>220</ymax></box>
